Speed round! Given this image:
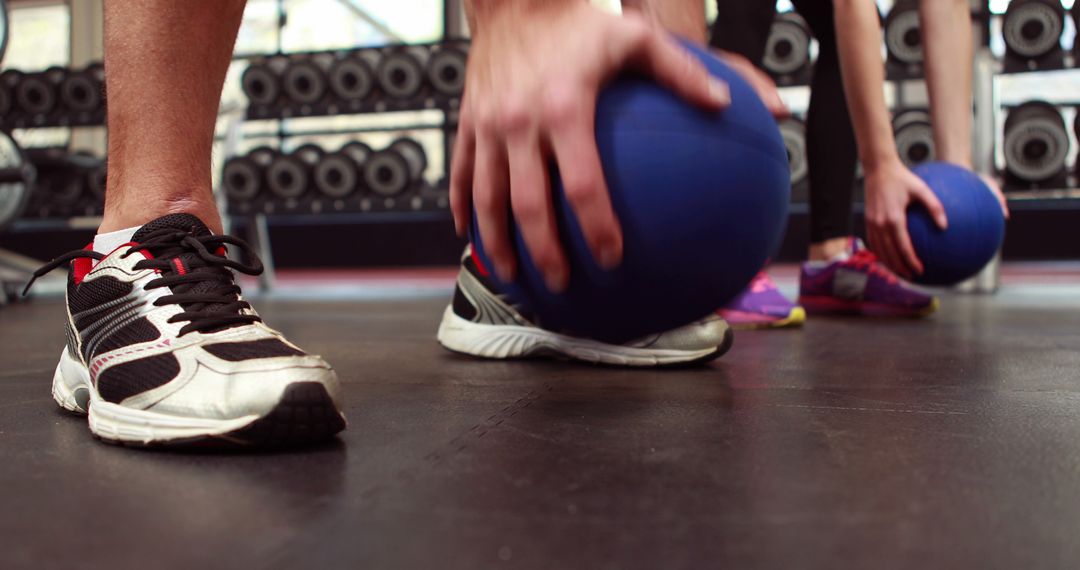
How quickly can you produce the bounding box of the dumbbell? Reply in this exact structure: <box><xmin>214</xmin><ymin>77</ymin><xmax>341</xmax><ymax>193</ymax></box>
<box><xmin>762</xmin><ymin>12</ymin><xmax>812</xmax><ymax>83</ymax></box>
<box><xmin>0</xmin><ymin>129</ymin><xmax>35</xmax><ymax>230</ymax></box>
<box><xmin>222</xmin><ymin>154</ymin><xmax>264</xmax><ymax>203</ymax></box>
<box><xmin>60</xmin><ymin>63</ymin><xmax>105</xmax><ymax>114</ymax></box>
<box><xmin>778</xmin><ymin>117</ymin><xmax>807</xmax><ymax>189</ymax></box>
<box><xmin>328</xmin><ymin>51</ymin><xmax>379</xmax><ymax>103</ymax></box>
<box><xmin>86</xmin><ymin>161</ymin><xmax>107</xmax><ymax>203</ymax></box>
<box><xmin>426</xmin><ymin>44</ymin><xmax>467</xmax><ymax>98</ymax></box>
<box><xmin>1002</xmin><ymin>0</ymin><xmax>1065</xmax><ymax>72</ymax></box>
<box><xmin>892</xmin><ymin>109</ymin><xmax>935</xmax><ymax>167</ymax></box>
<box><xmin>0</xmin><ymin>80</ymin><xmax>11</xmax><ymax>118</ymax></box>
<box><xmin>266</xmin><ymin>144</ymin><xmax>322</xmax><ymax>199</ymax></box>
<box><xmin>0</xmin><ymin>70</ymin><xmax>21</xmax><ymax>118</ymax></box>
<box><xmin>1003</xmin><ymin>101</ymin><xmax>1069</xmax><ymax>185</ymax></box>
<box><xmin>777</xmin><ymin>117</ymin><xmax>808</xmax><ymax>203</ymax></box>
<box><xmin>365</xmin><ymin>139</ymin><xmax>427</xmax><ymax>197</ymax></box>
<box><xmin>376</xmin><ymin>47</ymin><xmax>428</xmax><ymax>100</ymax></box>
<box><xmin>884</xmin><ymin>0</ymin><xmax>922</xmax><ymax>69</ymax></box>
<box><xmin>15</xmin><ymin>68</ymin><xmax>65</xmax><ymax>117</ymax></box>
<box><xmin>241</xmin><ymin>57</ymin><xmax>287</xmax><ymax>106</ymax></box>
<box><xmin>26</xmin><ymin>147</ymin><xmax>84</xmax><ymax>217</ymax></box>
<box><xmin>314</xmin><ymin>141</ymin><xmax>372</xmax><ymax>199</ymax></box>
<box><xmin>283</xmin><ymin>56</ymin><xmax>328</xmax><ymax>106</ymax></box>
<box><xmin>67</xmin><ymin>151</ymin><xmax>104</xmax><ymax>215</ymax></box>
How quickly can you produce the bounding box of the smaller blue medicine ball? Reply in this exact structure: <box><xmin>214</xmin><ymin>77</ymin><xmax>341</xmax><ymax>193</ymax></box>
<box><xmin>907</xmin><ymin>162</ymin><xmax>1006</xmax><ymax>286</ymax></box>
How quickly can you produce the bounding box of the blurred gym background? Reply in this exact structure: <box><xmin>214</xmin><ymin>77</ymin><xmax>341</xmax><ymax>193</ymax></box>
<box><xmin>0</xmin><ymin>0</ymin><xmax>1077</xmax><ymax>303</ymax></box>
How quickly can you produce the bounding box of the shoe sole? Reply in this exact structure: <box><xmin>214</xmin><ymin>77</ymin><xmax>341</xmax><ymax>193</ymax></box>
<box><xmin>721</xmin><ymin>307</ymin><xmax>807</xmax><ymax>331</ymax></box>
<box><xmin>436</xmin><ymin>306</ymin><xmax>732</xmax><ymax>367</ymax></box>
<box><xmin>798</xmin><ymin>295</ymin><xmax>939</xmax><ymax>318</ymax></box>
<box><xmin>51</xmin><ymin>349</ymin><xmax>346</xmax><ymax>448</ymax></box>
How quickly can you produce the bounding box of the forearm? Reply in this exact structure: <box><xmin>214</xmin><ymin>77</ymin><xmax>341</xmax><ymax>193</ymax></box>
<box><xmin>621</xmin><ymin>0</ymin><xmax>707</xmax><ymax>44</ymax></box>
<box><xmin>920</xmin><ymin>0</ymin><xmax>973</xmax><ymax>167</ymax></box>
<box><xmin>833</xmin><ymin>0</ymin><xmax>900</xmax><ymax>172</ymax></box>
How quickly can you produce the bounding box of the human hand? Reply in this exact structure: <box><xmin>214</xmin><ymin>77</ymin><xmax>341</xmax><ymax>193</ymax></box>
<box><xmin>451</xmin><ymin>2</ymin><xmax>729</xmax><ymax>292</ymax></box>
<box><xmin>863</xmin><ymin>159</ymin><xmax>948</xmax><ymax>278</ymax></box>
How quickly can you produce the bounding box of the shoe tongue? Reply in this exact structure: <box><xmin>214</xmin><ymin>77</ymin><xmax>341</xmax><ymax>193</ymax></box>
<box><xmin>131</xmin><ymin>213</ymin><xmax>212</xmax><ymax>243</ymax></box>
<box><xmin>828</xmin><ymin>237</ymin><xmax>864</xmax><ymax>263</ymax></box>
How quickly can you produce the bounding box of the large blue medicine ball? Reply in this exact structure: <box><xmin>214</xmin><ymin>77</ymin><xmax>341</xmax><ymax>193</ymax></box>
<box><xmin>472</xmin><ymin>42</ymin><xmax>790</xmax><ymax>343</ymax></box>
<box><xmin>907</xmin><ymin>162</ymin><xmax>1007</xmax><ymax>286</ymax></box>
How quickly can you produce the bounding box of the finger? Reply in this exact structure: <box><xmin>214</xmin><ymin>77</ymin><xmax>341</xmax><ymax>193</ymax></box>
<box><xmin>984</xmin><ymin>175</ymin><xmax>1011</xmax><ymax>219</ymax></box>
<box><xmin>472</xmin><ymin>130</ymin><xmax>515</xmax><ymax>282</ymax></box>
<box><xmin>507</xmin><ymin>129</ymin><xmax>569</xmax><ymax>293</ymax></box>
<box><xmin>449</xmin><ymin>110</ymin><xmax>477</xmax><ymax>237</ymax></box>
<box><xmin>879</xmin><ymin>229</ymin><xmax>912</xmax><ymax>279</ymax></box>
<box><xmin>911</xmin><ymin>182</ymin><xmax>948</xmax><ymax>231</ymax></box>
<box><xmin>715</xmin><ymin>49</ymin><xmax>788</xmax><ymax>118</ymax></box>
<box><xmin>620</xmin><ymin>22</ymin><xmax>730</xmax><ymax>110</ymax></box>
<box><xmin>892</xmin><ymin>218</ymin><xmax>925</xmax><ymax>276</ymax></box>
<box><xmin>545</xmin><ymin>94</ymin><xmax>623</xmax><ymax>270</ymax></box>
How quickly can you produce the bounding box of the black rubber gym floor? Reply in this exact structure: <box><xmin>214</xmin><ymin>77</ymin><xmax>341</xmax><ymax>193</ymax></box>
<box><xmin>2</xmin><ymin>280</ymin><xmax>1079</xmax><ymax>569</ymax></box>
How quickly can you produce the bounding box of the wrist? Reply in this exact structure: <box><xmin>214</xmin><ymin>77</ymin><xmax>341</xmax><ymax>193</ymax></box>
<box><xmin>467</xmin><ymin>0</ymin><xmax>582</xmax><ymax>37</ymax></box>
<box><xmin>936</xmin><ymin>153</ymin><xmax>973</xmax><ymax>170</ymax></box>
<box><xmin>861</xmin><ymin>150</ymin><xmax>903</xmax><ymax>175</ymax></box>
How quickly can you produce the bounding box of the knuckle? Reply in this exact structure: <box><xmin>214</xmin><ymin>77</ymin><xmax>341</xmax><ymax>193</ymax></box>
<box><xmin>473</xmin><ymin>107</ymin><xmax>499</xmax><ymax>135</ymax></box>
<box><xmin>562</xmin><ymin>173</ymin><xmax>602</xmax><ymax>206</ymax></box>
<box><xmin>621</xmin><ymin>17</ymin><xmax>652</xmax><ymax>47</ymax></box>
<box><xmin>498</xmin><ymin>98</ymin><xmax>531</xmax><ymax>134</ymax></box>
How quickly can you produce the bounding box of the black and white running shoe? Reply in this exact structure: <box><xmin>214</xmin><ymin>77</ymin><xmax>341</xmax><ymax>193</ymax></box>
<box><xmin>437</xmin><ymin>247</ymin><xmax>734</xmax><ymax>367</ymax></box>
<box><xmin>25</xmin><ymin>213</ymin><xmax>345</xmax><ymax>447</ymax></box>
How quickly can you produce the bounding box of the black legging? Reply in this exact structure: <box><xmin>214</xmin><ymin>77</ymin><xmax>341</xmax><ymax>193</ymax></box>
<box><xmin>711</xmin><ymin>0</ymin><xmax>858</xmax><ymax>244</ymax></box>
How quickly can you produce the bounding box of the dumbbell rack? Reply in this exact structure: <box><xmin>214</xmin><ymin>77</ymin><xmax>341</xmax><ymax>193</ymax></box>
<box><xmin>222</xmin><ymin>31</ymin><xmax>466</xmax><ymax>292</ymax></box>
<box><xmin>0</xmin><ymin>61</ymin><xmax>107</xmax><ymax>303</ymax></box>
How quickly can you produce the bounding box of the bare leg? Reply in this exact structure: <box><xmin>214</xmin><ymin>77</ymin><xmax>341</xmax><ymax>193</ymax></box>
<box><xmin>100</xmin><ymin>0</ymin><xmax>247</xmax><ymax>234</ymax></box>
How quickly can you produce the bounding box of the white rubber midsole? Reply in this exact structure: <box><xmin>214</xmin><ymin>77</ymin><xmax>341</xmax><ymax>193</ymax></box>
<box><xmin>51</xmin><ymin>349</ymin><xmax>258</xmax><ymax>444</ymax></box>
<box><xmin>435</xmin><ymin>306</ymin><xmax>718</xmax><ymax>366</ymax></box>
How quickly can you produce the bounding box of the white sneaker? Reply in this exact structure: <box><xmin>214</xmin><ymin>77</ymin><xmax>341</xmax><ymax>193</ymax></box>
<box><xmin>437</xmin><ymin>247</ymin><xmax>733</xmax><ymax>367</ymax></box>
<box><xmin>26</xmin><ymin>213</ymin><xmax>346</xmax><ymax>447</ymax></box>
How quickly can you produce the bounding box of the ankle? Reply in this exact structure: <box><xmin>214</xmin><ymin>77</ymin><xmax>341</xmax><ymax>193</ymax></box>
<box><xmin>807</xmin><ymin>237</ymin><xmax>850</xmax><ymax>262</ymax></box>
<box><xmin>101</xmin><ymin>196</ymin><xmax>222</xmax><ymax>234</ymax></box>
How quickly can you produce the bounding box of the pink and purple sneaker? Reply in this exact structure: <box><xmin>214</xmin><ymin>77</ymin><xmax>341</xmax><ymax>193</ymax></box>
<box><xmin>798</xmin><ymin>239</ymin><xmax>938</xmax><ymax>318</ymax></box>
<box><xmin>719</xmin><ymin>271</ymin><xmax>806</xmax><ymax>330</ymax></box>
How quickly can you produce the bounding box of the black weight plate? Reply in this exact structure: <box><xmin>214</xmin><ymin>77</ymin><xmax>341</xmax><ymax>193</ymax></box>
<box><xmin>314</xmin><ymin>153</ymin><xmax>358</xmax><ymax>198</ymax></box>
<box><xmin>389</xmin><ymin>138</ymin><xmax>427</xmax><ymax>180</ymax></box>
<box><xmin>427</xmin><ymin>47</ymin><xmax>466</xmax><ymax>96</ymax></box>
<box><xmin>60</xmin><ymin>71</ymin><xmax>101</xmax><ymax>113</ymax></box>
<box><xmin>0</xmin><ymin>129</ymin><xmax>31</xmax><ymax>230</ymax></box>
<box><xmin>283</xmin><ymin>59</ymin><xmax>327</xmax><ymax>104</ymax></box>
<box><xmin>329</xmin><ymin>57</ymin><xmax>374</xmax><ymax>101</ymax></box>
<box><xmin>241</xmin><ymin>63</ymin><xmax>280</xmax><ymax>106</ymax></box>
<box><xmin>364</xmin><ymin>150</ymin><xmax>410</xmax><ymax>197</ymax></box>
<box><xmin>377</xmin><ymin>50</ymin><xmax>424</xmax><ymax>99</ymax></box>
<box><xmin>15</xmin><ymin>73</ymin><xmax>56</xmax><ymax>115</ymax></box>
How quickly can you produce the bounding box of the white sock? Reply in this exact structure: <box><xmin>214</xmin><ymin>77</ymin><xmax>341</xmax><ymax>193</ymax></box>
<box><xmin>92</xmin><ymin>226</ymin><xmax>140</xmax><ymax>255</ymax></box>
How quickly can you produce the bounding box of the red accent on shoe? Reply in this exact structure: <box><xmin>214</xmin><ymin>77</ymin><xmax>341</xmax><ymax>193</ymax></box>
<box><xmin>173</xmin><ymin>258</ymin><xmax>187</xmax><ymax>275</ymax></box>
<box><xmin>847</xmin><ymin>249</ymin><xmax>899</xmax><ymax>285</ymax></box>
<box><xmin>470</xmin><ymin>247</ymin><xmax>490</xmax><ymax>277</ymax></box>
<box><xmin>72</xmin><ymin>243</ymin><xmax>95</xmax><ymax>285</ymax></box>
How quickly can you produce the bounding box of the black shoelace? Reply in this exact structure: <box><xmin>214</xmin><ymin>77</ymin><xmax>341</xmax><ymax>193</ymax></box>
<box><xmin>25</xmin><ymin>229</ymin><xmax>265</xmax><ymax>336</ymax></box>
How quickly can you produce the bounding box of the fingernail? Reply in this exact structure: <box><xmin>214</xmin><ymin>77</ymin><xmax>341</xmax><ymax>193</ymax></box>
<box><xmin>598</xmin><ymin>246</ymin><xmax>621</xmax><ymax>270</ymax></box>
<box><xmin>545</xmin><ymin>267</ymin><xmax>568</xmax><ymax>294</ymax></box>
<box><xmin>709</xmin><ymin>79</ymin><xmax>730</xmax><ymax>106</ymax></box>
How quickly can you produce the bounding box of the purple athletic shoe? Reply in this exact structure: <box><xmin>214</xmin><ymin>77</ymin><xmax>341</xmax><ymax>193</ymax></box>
<box><xmin>718</xmin><ymin>271</ymin><xmax>806</xmax><ymax>330</ymax></box>
<box><xmin>798</xmin><ymin>239</ymin><xmax>938</xmax><ymax>318</ymax></box>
